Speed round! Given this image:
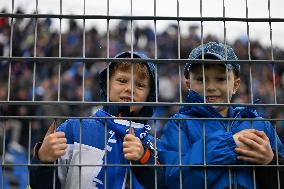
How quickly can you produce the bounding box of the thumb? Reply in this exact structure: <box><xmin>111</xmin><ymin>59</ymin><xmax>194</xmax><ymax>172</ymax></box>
<box><xmin>45</xmin><ymin>120</ymin><xmax>57</xmax><ymax>137</ymax></box>
<box><xmin>128</xmin><ymin>127</ymin><xmax>135</xmax><ymax>136</ymax></box>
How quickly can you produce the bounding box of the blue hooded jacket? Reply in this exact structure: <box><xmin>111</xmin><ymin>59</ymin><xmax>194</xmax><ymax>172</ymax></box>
<box><xmin>30</xmin><ymin>51</ymin><xmax>160</xmax><ymax>189</ymax></box>
<box><xmin>159</xmin><ymin>90</ymin><xmax>284</xmax><ymax>189</ymax></box>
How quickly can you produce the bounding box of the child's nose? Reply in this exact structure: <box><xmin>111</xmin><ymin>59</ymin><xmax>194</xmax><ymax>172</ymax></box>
<box><xmin>124</xmin><ymin>82</ymin><xmax>133</xmax><ymax>93</ymax></box>
<box><xmin>205</xmin><ymin>81</ymin><xmax>216</xmax><ymax>91</ymax></box>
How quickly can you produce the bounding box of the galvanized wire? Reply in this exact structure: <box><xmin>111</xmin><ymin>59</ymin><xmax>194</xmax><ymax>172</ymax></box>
<box><xmin>2</xmin><ymin>13</ymin><xmax>284</xmax><ymax>22</ymax></box>
<box><xmin>1</xmin><ymin>1</ymin><xmax>283</xmax><ymax>189</ymax></box>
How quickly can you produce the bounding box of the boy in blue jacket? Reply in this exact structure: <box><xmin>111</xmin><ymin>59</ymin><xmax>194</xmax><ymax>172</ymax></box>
<box><xmin>159</xmin><ymin>42</ymin><xmax>284</xmax><ymax>189</ymax></box>
<box><xmin>30</xmin><ymin>51</ymin><xmax>163</xmax><ymax>189</ymax></box>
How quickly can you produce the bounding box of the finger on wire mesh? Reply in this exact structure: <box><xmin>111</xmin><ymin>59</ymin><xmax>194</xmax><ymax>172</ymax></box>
<box><xmin>45</xmin><ymin>120</ymin><xmax>57</xmax><ymax>136</ymax></box>
<box><xmin>129</xmin><ymin>127</ymin><xmax>135</xmax><ymax>136</ymax></box>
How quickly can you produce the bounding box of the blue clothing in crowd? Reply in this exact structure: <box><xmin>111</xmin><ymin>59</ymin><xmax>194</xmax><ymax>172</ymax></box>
<box><xmin>159</xmin><ymin>90</ymin><xmax>284</xmax><ymax>189</ymax></box>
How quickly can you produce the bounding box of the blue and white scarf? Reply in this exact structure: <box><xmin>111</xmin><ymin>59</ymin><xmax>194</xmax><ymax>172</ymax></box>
<box><xmin>93</xmin><ymin>109</ymin><xmax>157</xmax><ymax>189</ymax></box>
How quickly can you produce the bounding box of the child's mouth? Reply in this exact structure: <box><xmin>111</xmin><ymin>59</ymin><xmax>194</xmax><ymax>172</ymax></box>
<box><xmin>120</xmin><ymin>97</ymin><xmax>132</xmax><ymax>102</ymax></box>
<box><xmin>206</xmin><ymin>96</ymin><xmax>219</xmax><ymax>103</ymax></box>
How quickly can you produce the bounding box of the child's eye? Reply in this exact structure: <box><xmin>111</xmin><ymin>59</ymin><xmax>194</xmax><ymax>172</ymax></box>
<box><xmin>117</xmin><ymin>78</ymin><xmax>127</xmax><ymax>83</ymax></box>
<box><xmin>136</xmin><ymin>83</ymin><xmax>146</xmax><ymax>89</ymax></box>
<box><xmin>216</xmin><ymin>77</ymin><xmax>226</xmax><ymax>82</ymax></box>
<box><xmin>196</xmin><ymin>77</ymin><xmax>203</xmax><ymax>82</ymax></box>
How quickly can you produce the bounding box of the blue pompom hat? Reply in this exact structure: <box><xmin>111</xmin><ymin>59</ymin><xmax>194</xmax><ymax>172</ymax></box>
<box><xmin>184</xmin><ymin>42</ymin><xmax>240</xmax><ymax>78</ymax></box>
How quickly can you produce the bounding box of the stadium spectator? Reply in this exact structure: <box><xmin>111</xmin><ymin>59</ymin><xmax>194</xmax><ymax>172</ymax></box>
<box><xmin>159</xmin><ymin>42</ymin><xmax>284</xmax><ymax>189</ymax></box>
<box><xmin>30</xmin><ymin>51</ymin><xmax>163</xmax><ymax>189</ymax></box>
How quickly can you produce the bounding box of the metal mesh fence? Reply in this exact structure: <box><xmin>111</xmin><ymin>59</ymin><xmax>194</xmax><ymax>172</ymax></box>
<box><xmin>1</xmin><ymin>0</ymin><xmax>284</xmax><ymax>188</ymax></box>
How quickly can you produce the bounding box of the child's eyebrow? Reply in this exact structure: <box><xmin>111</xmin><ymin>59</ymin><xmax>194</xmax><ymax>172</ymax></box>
<box><xmin>216</xmin><ymin>73</ymin><xmax>227</xmax><ymax>76</ymax></box>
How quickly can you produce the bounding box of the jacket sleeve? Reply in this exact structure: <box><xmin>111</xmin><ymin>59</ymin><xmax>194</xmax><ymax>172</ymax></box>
<box><xmin>263</xmin><ymin>120</ymin><xmax>284</xmax><ymax>155</ymax></box>
<box><xmin>30</xmin><ymin>142</ymin><xmax>61</xmax><ymax>189</ymax></box>
<box><xmin>30</xmin><ymin>120</ymin><xmax>74</xmax><ymax>189</ymax></box>
<box><xmin>255</xmin><ymin>151</ymin><xmax>284</xmax><ymax>189</ymax></box>
<box><xmin>132</xmin><ymin>149</ymin><xmax>165</xmax><ymax>189</ymax></box>
<box><xmin>159</xmin><ymin>116</ymin><xmax>238</xmax><ymax>188</ymax></box>
<box><xmin>255</xmin><ymin>121</ymin><xmax>284</xmax><ymax>189</ymax></box>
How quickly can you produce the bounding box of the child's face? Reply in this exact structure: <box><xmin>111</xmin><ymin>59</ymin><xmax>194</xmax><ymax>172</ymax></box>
<box><xmin>109</xmin><ymin>68</ymin><xmax>151</xmax><ymax>113</ymax></box>
<box><xmin>186</xmin><ymin>64</ymin><xmax>240</xmax><ymax>117</ymax></box>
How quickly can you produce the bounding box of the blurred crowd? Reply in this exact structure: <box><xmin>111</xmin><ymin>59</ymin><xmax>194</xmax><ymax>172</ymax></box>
<box><xmin>1</xmin><ymin>8</ymin><xmax>284</xmax><ymax>188</ymax></box>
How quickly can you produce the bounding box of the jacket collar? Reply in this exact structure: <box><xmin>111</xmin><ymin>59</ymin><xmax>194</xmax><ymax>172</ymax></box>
<box><xmin>103</xmin><ymin>105</ymin><xmax>148</xmax><ymax>124</ymax></box>
<box><xmin>179</xmin><ymin>90</ymin><xmax>259</xmax><ymax>119</ymax></box>
<box><xmin>179</xmin><ymin>90</ymin><xmax>223</xmax><ymax>118</ymax></box>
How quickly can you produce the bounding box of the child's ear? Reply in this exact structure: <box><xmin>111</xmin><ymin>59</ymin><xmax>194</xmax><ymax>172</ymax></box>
<box><xmin>185</xmin><ymin>78</ymin><xmax>190</xmax><ymax>89</ymax></box>
<box><xmin>233</xmin><ymin>77</ymin><xmax>241</xmax><ymax>94</ymax></box>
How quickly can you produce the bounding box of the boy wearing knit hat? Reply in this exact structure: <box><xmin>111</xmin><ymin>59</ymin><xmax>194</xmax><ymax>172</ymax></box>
<box><xmin>159</xmin><ymin>42</ymin><xmax>284</xmax><ymax>189</ymax></box>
